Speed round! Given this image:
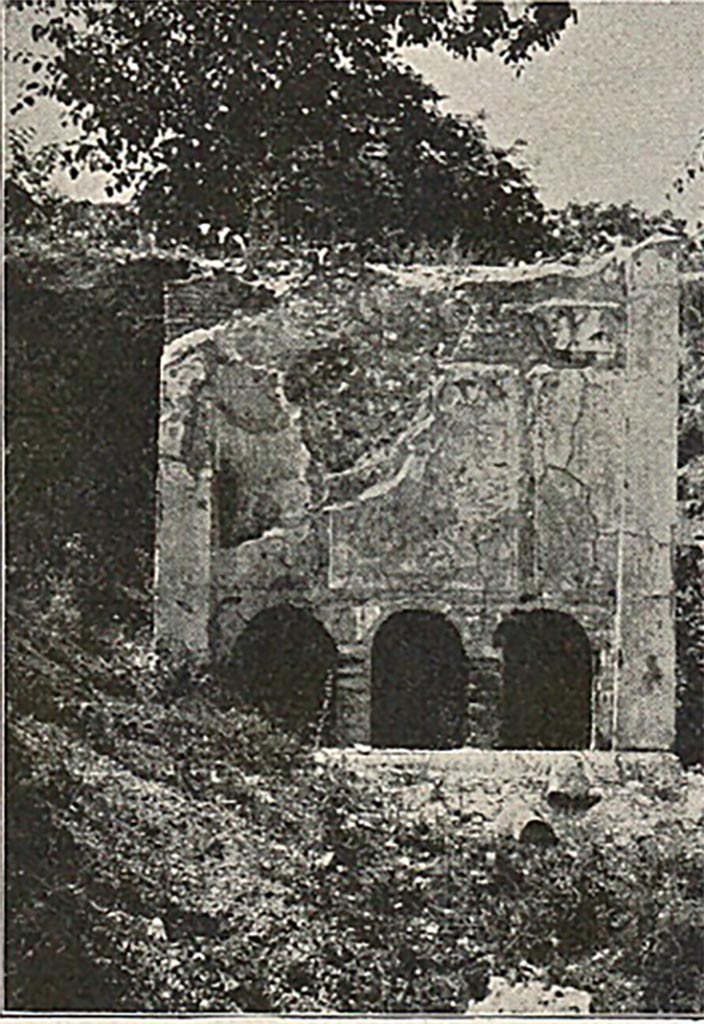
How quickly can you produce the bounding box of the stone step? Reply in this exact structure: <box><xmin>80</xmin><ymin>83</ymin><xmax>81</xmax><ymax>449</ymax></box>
<box><xmin>338</xmin><ymin>642</ymin><xmax>367</xmax><ymax>659</ymax></box>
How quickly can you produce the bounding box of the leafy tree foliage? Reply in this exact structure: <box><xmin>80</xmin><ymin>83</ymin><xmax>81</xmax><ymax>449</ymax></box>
<box><xmin>543</xmin><ymin>200</ymin><xmax>688</xmax><ymax>260</ymax></box>
<box><xmin>5</xmin><ymin>240</ymin><xmax>189</xmax><ymax>624</ymax></box>
<box><xmin>7</xmin><ymin>0</ymin><xmax>575</xmax><ymax>256</ymax></box>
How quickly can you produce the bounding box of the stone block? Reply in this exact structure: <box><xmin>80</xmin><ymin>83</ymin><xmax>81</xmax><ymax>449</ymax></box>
<box><xmin>613</xmin><ymin>241</ymin><xmax>679</xmax><ymax>751</ymax></box>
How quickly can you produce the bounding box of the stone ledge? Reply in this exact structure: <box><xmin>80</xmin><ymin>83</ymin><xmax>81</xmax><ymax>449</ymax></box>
<box><xmin>314</xmin><ymin>749</ymin><xmax>701</xmax><ymax>844</ymax></box>
<box><xmin>318</xmin><ymin>748</ymin><xmax>683</xmax><ymax>791</ymax></box>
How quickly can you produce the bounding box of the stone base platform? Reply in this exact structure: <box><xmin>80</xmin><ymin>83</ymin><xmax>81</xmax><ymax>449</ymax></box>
<box><xmin>316</xmin><ymin>748</ymin><xmax>702</xmax><ymax>845</ymax></box>
<box><xmin>320</xmin><ymin>748</ymin><xmax>683</xmax><ymax>787</ymax></box>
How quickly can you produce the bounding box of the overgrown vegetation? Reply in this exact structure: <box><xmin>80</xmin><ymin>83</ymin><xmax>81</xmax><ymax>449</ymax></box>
<box><xmin>7</xmin><ymin>0</ymin><xmax>575</xmax><ymax>255</ymax></box>
<box><xmin>677</xmin><ymin>274</ymin><xmax>704</xmax><ymax>766</ymax></box>
<box><xmin>5</xmin><ymin>216</ymin><xmax>703</xmax><ymax>1019</ymax></box>
<box><xmin>5</xmin><ymin>195</ymin><xmax>704</xmax><ymax>754</ymax></box>
<box><xmin>283</xmin><ymin>274</ymin><xmax>446</xmax><ymax>472</ymax></box>
<box><xmin>4</xmin><ymin>2</ymin><xmax>703</xmax><ymax>1002</ymax></box>
<box><xmin>6</xmin><ymin>610</ymin><xmax>703</xmax><ymax>1013</ymax></box>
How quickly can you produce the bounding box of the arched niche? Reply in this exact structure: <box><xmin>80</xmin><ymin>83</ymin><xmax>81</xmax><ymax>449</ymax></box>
<box><xmin>493</xmin><ymin>609</ymin><xmax>593</xmax><ymax>750</ymax></box>
<box><xmin>221</xmin><ymin>604</ymin><xmax>337</xmax><ymax>739</ymax></box>
<box><xmin>371</xmin><ymin>610</ymin><xmax>468</xmax><ymax>749</ymax></box>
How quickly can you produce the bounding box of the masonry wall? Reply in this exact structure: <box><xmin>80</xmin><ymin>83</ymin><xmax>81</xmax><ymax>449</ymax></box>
<box><xmin>155</xmin><ymin>240</ymin><xmax>679</xmax><ymax>752</ymax></box>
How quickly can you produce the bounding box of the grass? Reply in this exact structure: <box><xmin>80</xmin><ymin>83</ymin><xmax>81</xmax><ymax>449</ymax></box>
<box><xmin>5</xmin><ymin>609</ymin><xmax>704</xmax><ymax>1013</ymax></box>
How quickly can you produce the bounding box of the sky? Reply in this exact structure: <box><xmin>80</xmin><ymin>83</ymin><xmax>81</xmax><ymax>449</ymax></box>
<box><xmin>401</xmin><ymin>1</ymin><xmax>704</xmax><ymax>222</ymax></box>
<box><xmin>4</xmin><ymin>1</ymin><xmax>704</xmax><ymax>222</ymax></box>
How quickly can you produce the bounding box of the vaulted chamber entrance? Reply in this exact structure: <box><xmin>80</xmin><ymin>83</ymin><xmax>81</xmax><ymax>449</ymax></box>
<box><xmin>371</xmin><ymin>611</ymin><xmax>467</xmax><ymax>749</ymax></box>
<box><xmin>224</xmin><ymin>605</ymin><xmax>337</xmax><ymax>739</ymax></box>
<box><xmin>494</xmin><ymin>610</ymin><xmax>592</xmax><ymax>749</ymax></box>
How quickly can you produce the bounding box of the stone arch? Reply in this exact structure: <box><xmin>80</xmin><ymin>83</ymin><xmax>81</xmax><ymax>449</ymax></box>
<box><xmin>493</xmin><ymin>609</ymin><xmax>593</xmax><ymax>750</ymax></box>
<box><xmin>221</xmin><ymin>603</ymin><xmax>338</xmax><ymax>739</ymax></box>
<box><xmin>371</xmin><ymin>610</ymin><xmax>468</xmax><ymax>749</ymax></box>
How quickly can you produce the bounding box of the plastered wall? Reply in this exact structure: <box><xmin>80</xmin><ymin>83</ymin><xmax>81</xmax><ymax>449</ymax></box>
<box><xmin>155</xmin><ymin>240</ymin><xmax>679</xmax><ymax>751</ymax></box>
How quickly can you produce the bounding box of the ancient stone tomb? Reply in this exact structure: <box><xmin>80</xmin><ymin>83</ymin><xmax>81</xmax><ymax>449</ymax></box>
<box><xmin>155</xmin><ymin>239</ymin><xmax>679</xmax><ymax>752</ymax></box>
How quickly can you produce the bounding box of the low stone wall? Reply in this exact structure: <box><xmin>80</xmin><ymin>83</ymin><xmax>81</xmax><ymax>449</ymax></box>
<box><xmin>319</xmin><ymin>749</ymin><xmax>703</xmax><ymax>844</ymax></box>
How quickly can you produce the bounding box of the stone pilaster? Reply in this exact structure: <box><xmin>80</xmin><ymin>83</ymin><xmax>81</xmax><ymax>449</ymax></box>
<box><xmin>613</xmin><ymin>239</ymin><xmax>679</xmax><ymax>750</ymax></box>
<box><xmin>335</xmin><ymin>642</ymin><xmax>371</xmax><ymax>745</ymax></box>
<box><xmin>153</xmin><ymin>332</ymin><xmax>215</xmax><ymax>659</ymax></box>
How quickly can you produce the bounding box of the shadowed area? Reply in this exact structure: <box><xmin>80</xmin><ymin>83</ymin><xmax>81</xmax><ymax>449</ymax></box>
<box><xmin>223</xmin><ymin>604</ymin><xmax>337</xmax><ymax>738</ymax></box>
<box><xmin>371</xmin><ymin>610</ymin><xmax>468</xmax><ymax>749</ymax></box>
<box><xmin>494</xmin><ymin>609</ymin><xmax>592</xmax><ymax>750</ymax></box>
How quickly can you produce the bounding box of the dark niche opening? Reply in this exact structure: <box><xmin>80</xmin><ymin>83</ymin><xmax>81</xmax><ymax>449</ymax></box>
<box><xmin>494</xmin><ymin>609</ymin><xmax>593</xmax><ymax>750</ymax></box>
<box><xmin>214</xmin><ymin>456</ymin><xmax>280</xmax><ymax>548</ymax></box>
<box><xmin>214</xmin><ymin>458</ymin><xmax>241</xmax><ymax>548</ymax></box>
<box><xmin>223</xmin><ymin>604</ymin><xmax>337</xmax><ymax>739</ymax></box>
<box><xmin>371</xmin><ymin>610</ymin><xmax>467</xmax><ymax>749</ymax></box>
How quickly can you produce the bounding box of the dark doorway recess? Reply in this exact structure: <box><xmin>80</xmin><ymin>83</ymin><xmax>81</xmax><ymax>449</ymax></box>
<box><xmin>494</xmin><ymin>610</ymin><xmax>592</xmax><ymax>749</ymax></box>
<box><xmin>371</xmin><ymin>610</ymin><xmax>467</xmax><ymax>749</ymax></box>
<box><xmin>224</xmin><ymin>605</ymin><xmax>337</xmax><ymax>738</ymax></box>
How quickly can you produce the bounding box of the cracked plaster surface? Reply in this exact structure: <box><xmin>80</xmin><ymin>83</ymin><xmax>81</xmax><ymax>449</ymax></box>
<box><xmin>156</xmin><ymin>239</ymin><xmax>680</xmax><ymax>753</ymax></box>
<box><xmin>326</xmin><ymin>366</ymin><xmax>521</xmax><ymax>594</ymax></box>
<box><xmin>158</xmin><ymin>272</ymin><xmax>630</xmax><ymax>613</ymax></box>
<box><xmin>531</xmin><ymin>367</ymin><xmax>626</xmax><ymax>598</ymax></box>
